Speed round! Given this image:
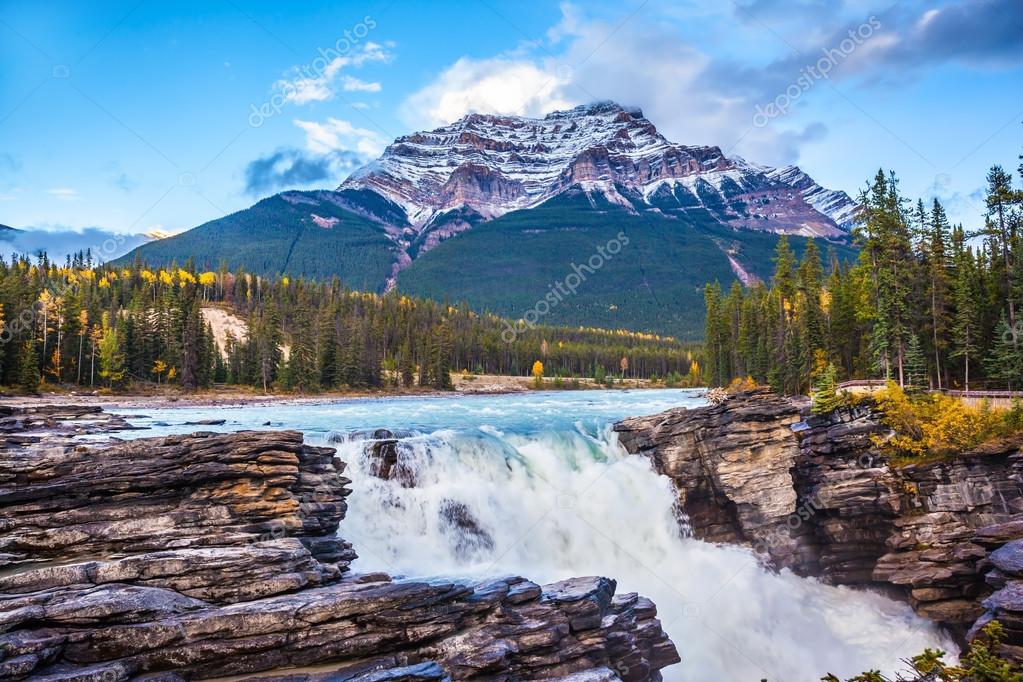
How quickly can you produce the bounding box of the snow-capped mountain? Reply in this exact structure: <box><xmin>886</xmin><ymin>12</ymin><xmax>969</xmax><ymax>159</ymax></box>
<box><xmin>341</xmin><ymin>101</ymin><xmax>860</xmax><ymax>239</ymax></box>
<box><xmin>120</xmin><ymin>101</ymin><xmax>863</xmax><ymax>338</ymax></box>
<box><xmin>764</xmin><ymin>164</ymin><xmax>861</xmax><ymax>231</ymax></box>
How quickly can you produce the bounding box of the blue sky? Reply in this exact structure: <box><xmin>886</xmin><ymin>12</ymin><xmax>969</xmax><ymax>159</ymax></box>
<box><xmin>1</xmin><ymin>0</ymin><xmax>1021</xmax><ymax>252</ymax></box>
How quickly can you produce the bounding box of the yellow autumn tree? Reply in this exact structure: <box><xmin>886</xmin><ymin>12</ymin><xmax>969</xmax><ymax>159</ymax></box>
<box><xmin>152</xmin><ymin>359</ymin><xmax>168</xmax><ymax>384</ymax></box>
<box><xmin>198</xmin><ymin>272</ymin><xmax>216</xmax><ymax>300</ymax></box>
<box><xmin>686</xmin><ymin>360</ymin><xmax>702</xmax><ymax>387</ymax></box>
<box><xmin>531</xmin><ymin>360</ymin><xmax>544</xmax><ymax>388</ymax></box>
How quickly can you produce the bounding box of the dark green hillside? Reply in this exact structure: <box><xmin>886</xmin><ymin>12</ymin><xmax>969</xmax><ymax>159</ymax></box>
<box><xmin>117</xmin><ymin>186</ymin><xmax>855</xmax><ymax>338</ymax></box>
<box><xmin>116</xmin><ymin>191</ymin><xmax>396</xmax><ymax>291</ymax></box>
<box><xmin>399</xmin><ymin>190</ymin><xmax>855</xmax><ymax>340</ymax></box>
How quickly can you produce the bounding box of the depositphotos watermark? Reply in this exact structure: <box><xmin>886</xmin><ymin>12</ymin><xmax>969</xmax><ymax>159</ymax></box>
<box><xmin>750</xmin><ymin>452</ymin><xmax>880</xmax><ymax>555</ymax></box>
<box><xmin>249</xmin><ymin>16</ymin><xmax>376</xmax><ymax>128</ymax></box>
<box><xmin>501</xmin><ymin>231</ymin><xmax>630</xmax><ymax>344</ymax></box>
<box><xmin>753</xmin><ymin>16</ymin><xmax>881</xmax><ymax>128</ymax></box>
<box><xmin>1002</xmin><ymin>319</ymin><xmax>1023</xmax><ymax>346</ymax></box>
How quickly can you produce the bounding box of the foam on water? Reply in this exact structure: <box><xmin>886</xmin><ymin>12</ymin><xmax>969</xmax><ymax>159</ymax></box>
<box><xmin>119</xmin><ymin>389</ymin><xmax>957</xmax><ymax>680</ymax></box>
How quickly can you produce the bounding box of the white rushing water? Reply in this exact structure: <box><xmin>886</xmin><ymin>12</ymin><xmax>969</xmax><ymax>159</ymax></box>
<box><xmin>119</xmin><ymin>389</ymin><xmax>956</xmax><ymax>681</ymax></box>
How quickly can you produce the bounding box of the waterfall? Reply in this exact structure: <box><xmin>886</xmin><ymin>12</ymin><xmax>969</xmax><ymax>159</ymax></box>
<box><xmin>333</xmin><ymin>423</ymin><xmax>957</xmax><ymax>682</ymax></box>
<box><xmin>120</xmin><ymin>390</ymin><xmax>958</xmax><ymax>681</ymax></box>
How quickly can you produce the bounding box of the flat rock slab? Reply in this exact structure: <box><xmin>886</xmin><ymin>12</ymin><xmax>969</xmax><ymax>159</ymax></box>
<box><xmin>991</xmin><ymin>540</ymin><xmax>1023</xmax><ymax>576</ymax></box>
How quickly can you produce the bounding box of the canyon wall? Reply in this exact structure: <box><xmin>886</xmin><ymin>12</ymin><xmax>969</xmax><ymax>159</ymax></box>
<box><xmin>615</xmin><ymin>390</ymin><xmax>1023</xmax><ymax>656</ymax></box>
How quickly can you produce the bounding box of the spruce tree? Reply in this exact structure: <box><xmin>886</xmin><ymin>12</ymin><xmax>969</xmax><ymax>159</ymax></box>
<box><xmin>288</xmin><ymin>302</ymin><xmax>318</xmax><ymax>393</ymax></box>
<box><xmin>398</xmin><ymin>340</ymin><xmax>415</xmax><ymax>388</ymax></box>
<box><xmin>951</xmin><ymin>230</ymin><xmax>981</xmax><ymax>390</ymax></box>
<box><xmin>97</xmin><ymin>315</ymin><xmax>126</xmax><ymax>388</ymax></box>
<box><xmin>811</xmin><ymin>362</ymin><xmax>841</xmax><ymax>415</ymax></box>
<box><xmin>18</xmin><ymin>340</ymin><xmax>40</xmax><ymax>392</ymax></box>
<box><xmin>905</xmin><ymin>334</ymin><xmax>928</xmax><ymax>392</ymax></box>
<box><xmin>316</xmin><ymin>307</ymin><xmax>340</xmax><ymax>388</ymax></box>
<box><xmin>927</xmin><ymin>199</ymin><xmax>952</xmax><ymax>389</ymax></box>
<box><xmin>433</xmin><ymin>323</ymin><xmax>454</xmax><ymax>390</ymax></box>
<box><xmin>703</xmin><ymin>282</ymin><xmax>729</xmax><ymax>387</ymax></box>
<box><xmin>985</xmin><ymin>313</ymin><xmax>1023</xmax><ymax>390</ymax></box>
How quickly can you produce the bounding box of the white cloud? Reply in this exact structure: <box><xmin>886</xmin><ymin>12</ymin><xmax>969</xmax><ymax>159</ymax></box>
<box><xmin>401</xmin><ymin>57</ymin><xmax>574</xmax><ymax>130</ymax></box>
<box><xmin>917</xmin><ymin>8</ymin><xmax>940</xmax><ymax>29</ymax></box>
<box><xmin>293</xmin><ymin>117</ymin><xmax>387</xmax><ymax>157</ymax></box>
<box><xmin>275</xmin><ymin>41</ymin><xmax>392</xmax><ymax>105</ymax></box>
<box><xmin>399</xmin><ymin>4</ymin><xmax>818</xmax><ymax>165</ymax></box>
<box><xmin>340</xmin><ymin>75</ymin><xmax>381</xmax><ymax>93</ymax></box>
<box><xmin>46</xmin><ymin>188</ymin><xmax>81</xmax><ymax>201</ymax></box>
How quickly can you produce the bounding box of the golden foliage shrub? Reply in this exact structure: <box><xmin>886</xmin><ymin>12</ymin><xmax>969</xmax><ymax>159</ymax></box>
<box><xmin>725</xmin><ymin>376</ymin><xmax>761</xmax><ymax>393</ymax></box>
<box><xmin>872</xmin><ymin>381</ymin><xmax>1014</xmax><ymax>459</ymax></box>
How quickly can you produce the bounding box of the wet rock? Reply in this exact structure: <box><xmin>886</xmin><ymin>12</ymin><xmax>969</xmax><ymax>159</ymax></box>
<box><xmin>0</xmin><ymin>539</ymin><xmax>332</xmax><ymax>604</ymax></box>
<box><xmin>0</xmin><ymin>429</ymin><xmax>353</xmax><ymax>570</ymax></box>
<box><xmin>357</xmin><ymin>431</ymin><xmax>419</xmax><ymax>487</ymax></box>
<box><xmin>0</xmin><ymin>406</ymin><xmax>679</xmax><ymax>681</ymax></box>
<box><xmin>438</xmin><ymin>499</ymin><xmax>495</xmax><ymax>560</ymax></box>
<box><xmin>991</xmin><ymin>540</ymin><xmax>1023</xmax><ymax>576</ymax></box>
<box><xmin>616</xmin><ymin>389</ymin><xmax>1023</xmax><ymax>654</ymax></box>
<box><xmin>976</xmin><ymin>520</ymin><xmax>1023</xmax><ymax>546</ymax></box>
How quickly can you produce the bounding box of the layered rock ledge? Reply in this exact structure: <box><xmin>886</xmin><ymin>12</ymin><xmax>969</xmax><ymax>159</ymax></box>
<box><xmin>0</xmin><ymin>410</ymin><xmax>679</xmax><ymax>680</ymax></box>
<box><xmin>615</xmin><ymin>390</ymin><xmax>1023</xmax><ymax>656</ymax></box>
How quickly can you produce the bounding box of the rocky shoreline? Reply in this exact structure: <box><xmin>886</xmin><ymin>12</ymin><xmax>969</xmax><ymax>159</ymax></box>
<box><xmin>0</xmin><ymin>405</ymin><xmax>679</xmax><ymax>681</ymax></box>
<box><xmin>614</xmin><ymin>390</ymin><xmax>1023</xmax><ymax>658</ymax></box>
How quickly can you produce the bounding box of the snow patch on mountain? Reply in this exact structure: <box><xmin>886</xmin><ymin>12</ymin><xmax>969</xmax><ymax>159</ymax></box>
<box><xmin>340</xmin><ymin>101</ymin><xmax>860</xmax><ymax>239</ymax></box>
<box><xmin>766</xmin><ymin>165</ymin><xmax>861</xmax><ymax>230</ymax></box>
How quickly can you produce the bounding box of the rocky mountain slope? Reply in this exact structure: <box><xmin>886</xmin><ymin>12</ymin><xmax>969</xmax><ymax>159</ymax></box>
<box><xmin>615</xmin><ymin>391</ymin><xmax>1023</xmax><ymax>658</ymax></box>
<box><xmin>119</xmin><ymin>102</ymin><xmax>860</xmax><ymax>338</ymax></box>
<box><xmin>342</xmin><ymin>102</ymin><xmax>859</xmax><ymax>238</ymax></box>
<box><xmin>0</xmin><ymin>405</ymin><xmax>679</xmax><ymax>680</ymax></box>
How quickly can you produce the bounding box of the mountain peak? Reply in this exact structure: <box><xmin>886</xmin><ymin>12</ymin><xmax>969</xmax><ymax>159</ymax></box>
<box><xmin>340</xmin><ymin>102</ymin><xmax>859</xmax><ymax>236</ymax></box>
<box><xmin>545</xmin><ymin>100</ymin><xmax>644</xmax><ymax>119</ymax></box>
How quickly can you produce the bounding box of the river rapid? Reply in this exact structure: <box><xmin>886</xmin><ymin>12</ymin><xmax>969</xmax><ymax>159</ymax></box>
<box><xmin>115</xmin><ymin>389</ymin><xmax>956</xmax><ymax>681</ymax></box>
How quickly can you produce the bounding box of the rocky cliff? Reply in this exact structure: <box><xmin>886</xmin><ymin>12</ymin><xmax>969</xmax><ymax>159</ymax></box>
<box><xmin>615</xmin><ymin>390</ymin><xmax>1023</xmax><ymax>656</ymax></box>
<box><xmin>0</xmin><ymin>407</ymin><xmax>679</xmax><ymax>680</ymax></box>
<box><xmin>341</xmin><ymin>102</ymin><xmax>860</xmax><ymax>238</ymax></box>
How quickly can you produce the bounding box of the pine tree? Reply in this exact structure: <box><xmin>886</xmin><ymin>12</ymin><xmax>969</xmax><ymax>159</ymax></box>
<box><xmin>811</xmin><ymin>362</ymin><xmax>841</xmax><ymax>415</ymax></box>
<box><xmin>904</xmin><ymin>334</ymin><xmax>928</xmax><ymax>392</ymax></box>
<box><xmin>178</xmin><ymin>295</ymin><xmax>203</xmax><ymax>391</ymax></box>
<box><xmin>18</xmin><ymin>340</ymin><xmax>40</xmax><ymax>392</ymax></box>
<box><xmin>985</xmin><ymin>313</ymin><xmax>1023</xmax><ymax>390</ymax></box>
<box><xmin>433</xmin><ymin>323</ymin><xmax>454</xmax><ymax>390</ymax></box>
<box><xmin>858</xmin><ymin>170</ymin><xmax>914</xmax><ymax>385</ymax></box>
<box><xmin>703</xmin><ymin>282</ymin><xmax>730</xmax><ymax>387</ymax></box>
<box><xmin>287</xmin><ymin>301</ymin><xmax>318</xmax><ymax>393</ymax></box>
<box><xmin>951</xmin><ymin>230</ymin><xmax>981</xmax><ymax>390</ymax></box>
<box><xmin>771</xmin><ymin>237</ymin><xmax>802</xmax><ymax>393</ymax></box>
<box><xmin>254</xmin><ymin>305</ymin><xmax>282</xmax><ymax>392</ymax></box>
<box><xmin>927</xmin><ymin>199</ymin><xmax>952</xmax><ymax>389</ymax></box>
<box><xmin>397</xmin><ymin>340</ymin><xmax>415</xmax><ymax>388</ymax></box>
<box><xmin>316</xmin><ymin>306</ymin><xmax>340</xmax><ymax>388</ymax></box>
<box><xmin>97</xmin><ymin>314</ymin><xmax>126</xmax><ymax>388</ymax></box>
